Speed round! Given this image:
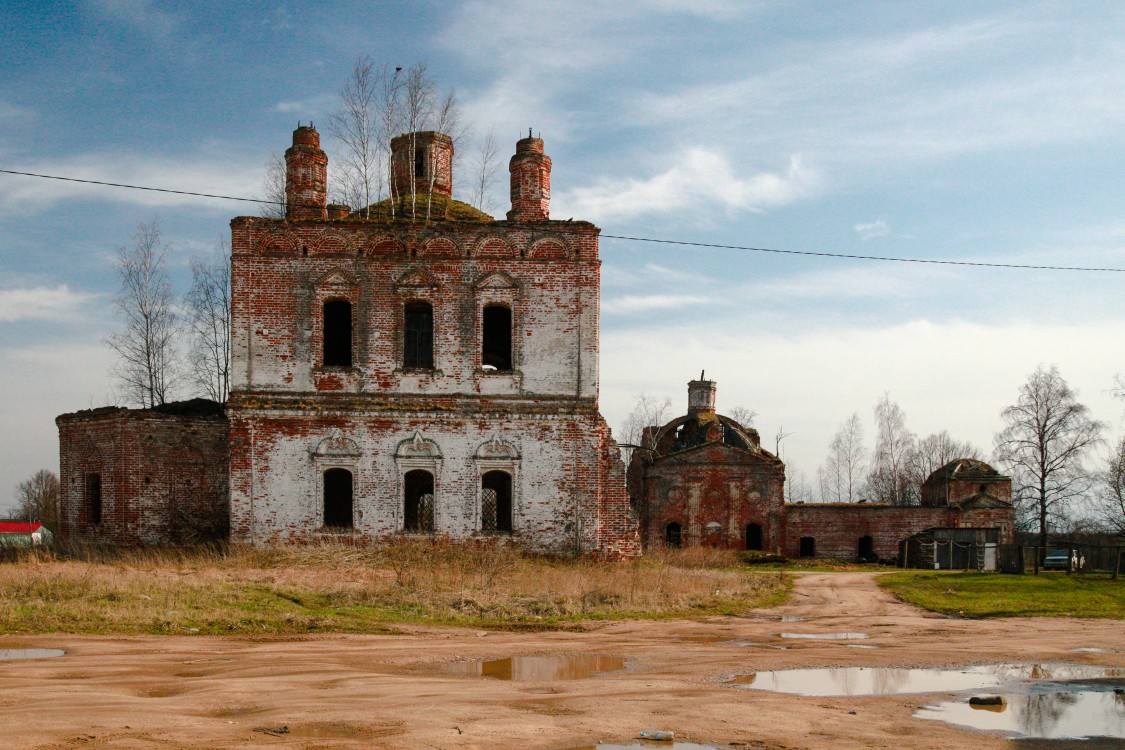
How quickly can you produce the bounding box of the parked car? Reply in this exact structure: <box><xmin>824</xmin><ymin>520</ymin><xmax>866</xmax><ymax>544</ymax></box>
<box><xmin>1042</xmin><ymin>549</ymin><xmax>1071</xmax><ymax>570</ymax></box>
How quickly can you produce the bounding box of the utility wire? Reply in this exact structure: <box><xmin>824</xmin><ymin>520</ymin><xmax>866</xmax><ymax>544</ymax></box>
<box><xmin>2</xmin><ymin>167</ymin><xmax>1123</xmax><ymax>273</ymax></box>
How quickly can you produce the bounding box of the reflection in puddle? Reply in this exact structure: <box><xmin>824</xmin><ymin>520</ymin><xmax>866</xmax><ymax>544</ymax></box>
<box><xmin>1072</xmin><ymin>647</ymin><xmax>1117</xmax><ymax>653</ymax></box>
<box><xmin>917</xmin><ymin>689</ymin><xmax>1125</xmax><ymax>739</ymax></box>
<box><xmin>779</xmin><ymin>632</ymin><xmax>869</xmax><ymax>640</ymax></box>
<box><xmin>726</xmin><ymin>664</ymin><xmax>1124</xmax><ymax>697</ymax></box>
<box><xmin>446</xmin><ymin>654</ymin><xmax>626</xmax><ymax>681</ymax></box>
<box><xmin>0</xmin><ymin>649</ymin><xmax>65</xmax><ymax>660</ymax></box>
<box><xmin>781</xmin><ymin>615</ymin><xmax>804</xmax><ymax>622</ymax></box>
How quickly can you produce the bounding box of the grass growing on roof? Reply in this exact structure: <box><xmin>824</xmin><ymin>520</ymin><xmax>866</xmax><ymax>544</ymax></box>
<box><xmin>878</xmin><ymin>570</ymin><xmax>1125</xmax><ymax>618</ymax></box>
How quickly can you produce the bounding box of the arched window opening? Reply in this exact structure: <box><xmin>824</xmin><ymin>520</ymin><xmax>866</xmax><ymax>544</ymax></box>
<box><xmin>323</xmin><ymin>299</ymin><xmax>352</xmax><ymax>367</ymax></box>
<box><xmin>978</xmin><ymin>483</ymin><xmax>988</xmax><ymax>494</ymax></box>
<box><xmin>85</xmin><ymin>473</ymin><xmax>102</xmax><ymax>525</ymax></box>
<box><xmin>481</xmin><ymin>470</ymin><xmax>513</xmax><ymax>533</ymax></box>
<box><xmin>404</xmin><ymin>469</ymin><xmax>435</xmax><ymax>533</ymax></box>
<box><xmin>414</xmin><ymin>147</ymin><xmax>426</xmax><ymax>178</ymax></box>
<box><xmin>481</xmin><ymin>305</ymin><xmax>512</xmax><ymax>371</ymax></box>
<box><xmin>323</xmin><ymin>468</ymin><xmax>353</xmax><ymax>528</ymax></box>
<box><xmin>745</xmin><ymin>523</ymin><xmax>762</xmax><ymax>551</ymax></box>
<box><xmin>857</xmin><ymin>535</ymin><xmax>875</xmax><ymax>562</ymax></box>
<box><xmin>403</xmin><ymin>302</ymin><xmax>434</xmax><ymax>369</ymax></box>
<box><xmin>799</xmin><ymin>536</ymin><xmax>816</xmax><ymax>558</ymax></box>
<box><xmin>665</xmin><ymin>522</ymin><xmax>682</xmax><ymax>548</ymax></box>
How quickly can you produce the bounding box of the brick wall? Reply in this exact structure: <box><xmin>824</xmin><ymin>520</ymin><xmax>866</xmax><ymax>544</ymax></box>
<box><xmin>56</xmin><ymin>402</ymin><xmax>229</xmax><ymax>545</ymax></box>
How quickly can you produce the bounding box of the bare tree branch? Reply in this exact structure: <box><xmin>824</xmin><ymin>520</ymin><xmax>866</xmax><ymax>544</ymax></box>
<box><xmin>470</xmin><ymin>127</ymin><xmax>501</xmax><ymax>214</ymax></box>
<box><xmin>867</xmin><ymin>394</ymin><xmax>918</xmax><ymax>505</ymax></box>
<box><xmin>106</xmin><ymin>219</ymin><xmax>180</xmax><ymax>408</ymax></box>
<box><xmin>184</xmin><ymin>237</ymin><xmax>231</xmax><ymax>403</ymax></box>
<box><xmin>12</xmin><ymin>469</ymin><xmax>59</xmax><ymax>530</ymax></box>
<box><xmin>819</xmin><ymin>412</ymin><xmax>866</xmax><ymax>503</ymax></box>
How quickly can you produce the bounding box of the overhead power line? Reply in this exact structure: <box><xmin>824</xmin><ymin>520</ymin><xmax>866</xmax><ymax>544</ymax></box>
<box><xmin>2</xmin><ymin>167</ymin><xmax>1123</xmax><ymax>273</ymax></box>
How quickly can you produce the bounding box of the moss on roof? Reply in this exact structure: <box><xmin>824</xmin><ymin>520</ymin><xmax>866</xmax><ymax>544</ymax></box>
<box><xmin>348</xmin><ymin>192</ymin><xmax>494</xmax><ymax>223</ymax></box>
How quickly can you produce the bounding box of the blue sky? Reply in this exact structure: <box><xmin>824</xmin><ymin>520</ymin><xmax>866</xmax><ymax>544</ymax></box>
<box><xmin>2</xmin><ymin>0</ymin><xmax>1123</xmax><ymax>507</ymax></box>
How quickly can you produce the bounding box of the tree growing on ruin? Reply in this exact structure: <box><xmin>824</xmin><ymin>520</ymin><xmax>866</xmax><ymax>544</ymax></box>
<box><xmin>618</xmin><ymin>393</ymin><xmax>673</xmax><ymax>463</ymax></box>
<box><xmin>184</xmin><ymin>238</ymin><xmax>231</xmax><ymax>403</ymax></box>
<box><xmin>259</xmin><ymin>152</ymin><xmax>287</xmax><ymax>218</ymax></box>
<box><xmin>819</xmin><ymin>413</ymin><xmax>867</xmax><ymax>503</ymax></box>
<box><xmin>469</xmin><ymin>127</ymin><xmax>502</xmax><ymax>214</ymax></box>
<box><xmin>994</xmin><ymin>365</ymin><xmax>1103</xmax><ymax>547</ymax></box>
<box><xmin>106</xmin><ymin>219</ymin><xmax>180</xmax><ymax>408</ymax></box>
<box><xmin>12</xmin><ymin>469</ymin><xmax>60</xmax><ymax>530</ymax></box>
<box><xmin>328</xmin><ymin>55</ymin><xmax>386</xmax><ymax>218</ymax></box>
<box><xmin>867</xmin><ymin>394</ymin><xmax>918</xmax><ymax>505</ymax></box>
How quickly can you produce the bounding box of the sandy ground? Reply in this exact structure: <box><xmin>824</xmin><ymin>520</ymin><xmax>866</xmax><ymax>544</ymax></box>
<box><xmin>1</xmin><ymin>572</ymin><xmax>1122</xmax><ymax>750</ymax></box>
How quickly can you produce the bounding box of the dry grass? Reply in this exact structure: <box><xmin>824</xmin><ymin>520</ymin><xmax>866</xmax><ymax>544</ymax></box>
<box><xmin>0</xmin><ymin>540</ymin><xmax>788</xmax><ymax>635</ymax></box>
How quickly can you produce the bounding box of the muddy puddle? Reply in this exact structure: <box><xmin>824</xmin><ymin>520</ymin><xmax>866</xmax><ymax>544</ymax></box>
<box><xmin>726</xmin><ymin>663</ymin><xmax>1124</xmax><ymax>697</ymax></box>
<box><xmin>916</xmin><ymin>686</ymin><xmax>1125</xmax><ymax>739</ymax></box>
<box><xmin>779</xmin><ymin>632</ymin><xmax>868</xmax><ymax>640</ymax></box>
<box><xmin>0</xmin><ymin>649</ymin><xmax>65</xmax><ymax>660</ymax></box>
<box><xmin>445</xmin><ymin>654</ymin><xmax>626</xmax><ymax>681</ymax></box>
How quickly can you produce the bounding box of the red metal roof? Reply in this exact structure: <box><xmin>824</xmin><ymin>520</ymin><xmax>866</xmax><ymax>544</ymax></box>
<box><xmin>0</xmin><ymin>522</ymin><xmax>44</xmax><ymax>533</ymax></box>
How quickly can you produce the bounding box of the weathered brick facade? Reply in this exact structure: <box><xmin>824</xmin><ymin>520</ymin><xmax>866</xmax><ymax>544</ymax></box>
<box><xmin>56</xmin><ymin>401</ymin><xmax>229</xmax><ymax>545</ymax></box>
<box><xmin>629</xmin><ymin>380</ymin><xmax>1015</xmax><ymax>561</ymax></box>
<box><xmin>227</xmin><ymin>126</ymin><xmax>638</xmax><ymax>556</ymax></box>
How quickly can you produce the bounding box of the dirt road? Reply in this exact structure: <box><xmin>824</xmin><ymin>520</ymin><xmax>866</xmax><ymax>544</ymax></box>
<box><xmin>1</xmin><ymin>572</ymin><xmax>1121</xmax><ymax>749</ymax></box>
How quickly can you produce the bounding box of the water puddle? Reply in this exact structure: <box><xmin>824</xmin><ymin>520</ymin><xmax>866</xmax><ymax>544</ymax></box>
<box><xmin>1072</xmin><ymin>647</ymin><xmax>1118</xmax><ymax>654</ymax></box>
<box><xmin>916</xmin><ymin>687</ymin><xmax>1125</xmax><ymax>739</ymax></box>
<box><xmin>445</xmin><ymin>654</ymin><xmax>626</xmax><ymax>681</ymax></box>
<box><xmin>779</xmin><ymin>632</ymin><xmax>869</xmax><ymax>640</ymax></box>
<box><xmin>781</xmin><ymin>615</ymin><xmax>804</xmax><ymax>622</ymax></box>
<box><xmin>0</xmin><ymin>649</ymin><xmax>65</xmax><ymax>660</ymax></box>
<box><xmin>725</xmin><ymin>663</ymin><xmax>1123</xmax><ymax>697</ymax></box>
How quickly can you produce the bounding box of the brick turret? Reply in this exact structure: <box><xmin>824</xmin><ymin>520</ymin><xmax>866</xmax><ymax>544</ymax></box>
<box><xmin>390</xmin><ymin>131</ymin><xmax>453</xmax><ymax>199</ymax></box>
<box><xmin>507</xmin><ymin>132</ymin><xmax>551</xmax><ymax>221</ymax></box>
<box><xmin>285</xmin><ymin>124</ymin><xmax>328</xmax><ymax>220</ymax></box>
<box><xmin>687</xmin><ymin>375</ymin><xmax>717</xmax><ymax>415</ymax></box>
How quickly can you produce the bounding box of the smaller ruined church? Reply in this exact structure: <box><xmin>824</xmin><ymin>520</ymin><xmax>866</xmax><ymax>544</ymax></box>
<box><xmin>627</xmin><ymin>377</ymin><xmax>1015</xmax><ymax>561</ymax></box>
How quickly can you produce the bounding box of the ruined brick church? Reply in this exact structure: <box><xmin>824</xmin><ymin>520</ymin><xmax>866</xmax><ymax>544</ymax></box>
<box><xmin>57</xmin><ymin>125</ymin><xmax>638</xmax><ymax>557</ymax></box>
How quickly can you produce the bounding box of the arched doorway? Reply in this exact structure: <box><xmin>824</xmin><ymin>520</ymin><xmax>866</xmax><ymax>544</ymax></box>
<box><xmin>857</xmin><ymin>535</ymin><xmax>875</xmax><ymax>562</ymax></box>
<box><xmin>481</xmin><ymin>470</ymin><xmax>513</xmax><ymax>533</ymax></box>
<box><xmin>404</xmin><ymin>469</ymin><xmax>435</xmax><ymax>533</ymax></box>
<box><xmin>665</xmin><ymin>522</ymin><xmax>682</xmax><ymax>548</ymax></box>
<box><xmin>799</xmin><ymin>536</ymin><xmax>816</xmax><ymax>558</ymax></box>
<box><xmin>745</xmin><ymin>523</ymin><xmax>762</xmax><ymax>551</ymax></box>
<box><xmin>323</xmin><ymin>468</ymin><xmax>353</xmax><ymax>528</ymax></box>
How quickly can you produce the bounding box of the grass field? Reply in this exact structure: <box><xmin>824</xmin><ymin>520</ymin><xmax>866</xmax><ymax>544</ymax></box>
<box><xmin>878</xmin><ymin>570</ymin><xmax>1125</xmax><ymax>618</ymax></box>
<box><xmin>0</xmin><ymin>541</ymin><xmax>789</xmax><ymax>635</ymax></box>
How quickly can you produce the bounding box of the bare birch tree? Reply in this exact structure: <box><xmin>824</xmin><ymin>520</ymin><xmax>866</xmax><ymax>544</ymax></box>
<box><xmin>867</xmin><ymin>394</ymin><xmax>917</xmax><ymax>505</ymax></box>
<box><xmin>1092</xmin><ymin>434</ymin><xmax>1125</xmax><ymax>533</ymax></box>
<box><xmin>426</xmin><ymin>88</ymin><xmax>463</xmax><ymax>220</ymax></box>
<box><xmin>328</xmin><ymin>55</ymin><xmax>384</xmax><ymax>217</ymax></box>
<box><xmin>13</xmin><ymin>469</ymin><xmax>59</xmax><ymax>530</ymax></box>
<box><xmin>907</xmin><ymin>430</ymin><xmax>983</xmax><ymax>486</ymax></box>
<box><xmin>619</xmin><ymin>393</ymin><xmax>673</xmax><ymax>463</ymax></box>
<box><xmin>819</xmin><ymin>413</ymin><xmax>866</xmax><ymax>503</ymax></box>
<box><xmin>994</xmin><ymin>365</ymin><xmax>1104</xmax><ymax>547</ymax></box>
<box><xmin>259</xmin><ymin>152</ymin><xmax>287</xmax><ymax>218</ymax></box>
<box><xmin>469</xmin><ymin>127</ymin><xmax>502</xmax><ymax>214</ymax></box>
<box><xmin>184</xmin><ymin>238</ymin><xmax>231</xmax><ymax>403</ymax></box>
<box><xmin>106</xmin><ymin>219</ymin><xmax>180</xmax><ymax>408</ymax></box>
<box><xmin>727</xmin><ymin>406</ymin><xmax>757</xmax><ymax>428</ymax></box>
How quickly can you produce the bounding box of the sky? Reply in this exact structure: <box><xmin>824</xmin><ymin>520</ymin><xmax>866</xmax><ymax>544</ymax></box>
<box><xmin>2</xmin><ymin>0</ymin><xmax>1123</xmax><ymax>509</ymax></box>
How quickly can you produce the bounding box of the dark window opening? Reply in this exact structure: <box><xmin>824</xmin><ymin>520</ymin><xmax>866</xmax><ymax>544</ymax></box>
<box><xmin>481</xmin><ymin>470</ymin><xmax>513</xmax><ymax>533</ymax></box>
<box><xmin>414</xmin><ymin>148</ymin><xmax>426</xmax><ymax>178</ymax></box>
<box><xmin>323</xmin><ymin>468</ymin><xmax>354</xmax><ymax>528</ymax></box>
<box><xmin>745</xmin><ymin>523</ymin><xmax>762</xmax><ymax>551</ymax></box>
<box><xmin>665</xmin><ymin>522</ymin><xmax>682</xmax><ymax>548</ymax></box>
<box><xmin>403</xmin><ymin>302</ymin><xmax>434</xmax><ymax>369</ymax></box>
<box><xmin>323</xmin><ymin>299</ymin><xmax>352</xmax><ymax>367</ymax></box>
<box><xmin>85</xmin><ymin>473</ymin><xmax>102</xmax><ymax>525</ymax></box>
<box><xmin>799</xmin><ymin>536</ymin><xmax>816</xmax><ymax>558</ymax></box>
<box><xmin>858</xmin><ymin>535</ymin><xmax>875</xmax><ymax>562</ymax></box>
<box><xmin>978</xmin><ymin>483</ymin><xmax>988</xmax><ymax>493</ymax></box>
<box><xmin>482</xmin><ymin>305</ymin><xmax>512</xmax><ymax>371</ymax></box>
<box><xmin>404</xmin><ymin>469</ymin><xmax>435</xmax><ymax>533</ymax></box>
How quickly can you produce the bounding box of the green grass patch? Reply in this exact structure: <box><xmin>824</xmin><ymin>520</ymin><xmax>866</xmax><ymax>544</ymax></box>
<box><xmin>878</xmin><ymin>570</ymin><xmax>1125</xmax><ymax>618</ymax></box>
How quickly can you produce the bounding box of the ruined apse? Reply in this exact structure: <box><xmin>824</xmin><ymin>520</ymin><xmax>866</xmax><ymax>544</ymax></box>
<box><xmin>226</xmin><ymin>126</ymin><xmax>638</xmax><ymax>557</ymax></box>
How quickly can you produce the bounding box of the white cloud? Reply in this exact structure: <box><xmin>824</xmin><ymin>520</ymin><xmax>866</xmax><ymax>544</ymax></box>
<box><xmin>0</xmin><ymin>150</ymin><xmax>267</xmax><ymax>215</ymax></box>
<box><xmin>0</xmin><ymin>285</ymin><xmax>99</xmax><ymax>323</ymax></box>
<box><xmin>89</xmin><ymin>0</ymin><xmax>180</xmax><ymax>37</ymax></box>
<box><xmin>855</xmin><ymin>220</ymin><xmax>890</xmax><ymax>241</ymax></box>
<box><xmin>602</xmin><ymin>293</ymin><xmax>711</xmax><ymax>315</ymax></box>
<box><xmin>557</xmin><ymin>149</ymin><xmax>819</xmax><ymax>223</ymax></box>
<box><xmin>275</xmin><ymin>94</ymin><xmax>336</xmax><ymax>115</ymax></box>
